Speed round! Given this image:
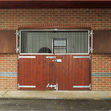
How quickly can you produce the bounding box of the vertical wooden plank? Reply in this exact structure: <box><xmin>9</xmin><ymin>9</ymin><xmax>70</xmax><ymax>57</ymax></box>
<box><xmin>69</xmin><ymin>55</ymin><xmax>74</xmax><ymax>90</ymax></box>
<box><xmin>44</xmin><ymin>55</ymin><xmax>56</xmax><ymax>90</ymax></box>
<box><xmin>57</xmin><ymin>55</ymin><xmax>74</xmax><ymax>90</ymax></box>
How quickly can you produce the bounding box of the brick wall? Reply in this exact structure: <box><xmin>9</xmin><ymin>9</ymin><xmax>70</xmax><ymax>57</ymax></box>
<box><xmin>92</xmin><ymin>54</ymin><xmax>111</xmax><ymax>90</ymax></box>
<box><xmin>0</xmin><ymin>54</ymin><xmax>17</xmax><ymax>90</ymax></box>
<box><xmin>0</xmin><ymin>9</ymin><xmax>111</xmax><ymax>30</ymax></box>
<box><xmin>0</xmin><ymin>8</ymin><xmax>111</xmax><ymax>90</ymax></box>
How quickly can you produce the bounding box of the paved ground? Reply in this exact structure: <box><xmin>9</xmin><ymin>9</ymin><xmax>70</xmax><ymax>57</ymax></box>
<box><xmin>2</xmin><ymin>91</ymin><xmax>111</xmax><ymax>99</ymax></box>
<box><xmin>0</xmin><ymin>99</ymin><xmax>111</xmax><ymax>111</ymax></box>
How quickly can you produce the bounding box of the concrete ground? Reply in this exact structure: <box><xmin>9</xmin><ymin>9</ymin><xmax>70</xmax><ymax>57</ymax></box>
<box><xmin>0</xmin><ymin>91</ymin><xmax>111</xmax><ymax>99</ymax></box>
<box><xmin>0</xmin><ymin>99</ymin><xmax>111</xmax><ymax>111</ymax></box>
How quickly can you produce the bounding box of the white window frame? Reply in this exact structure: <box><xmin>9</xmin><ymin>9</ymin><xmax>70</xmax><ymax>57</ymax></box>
<box><xmin>18</xmin><ymin>29</ymin><xmax>91</xmax><ymax>55</ymax></box>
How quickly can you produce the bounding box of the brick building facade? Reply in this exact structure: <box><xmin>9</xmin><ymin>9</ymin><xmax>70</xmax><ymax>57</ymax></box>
<box><xmin>0</xmin><ymin>7</ymin><xmax>111</xmax><ymax>90</ymax></box>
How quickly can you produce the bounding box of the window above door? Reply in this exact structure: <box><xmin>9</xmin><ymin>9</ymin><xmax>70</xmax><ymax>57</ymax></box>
<box><xmin>19</xmin><ymin>29</ymin><xmax>90</xmax><ymax>54</ymax></box>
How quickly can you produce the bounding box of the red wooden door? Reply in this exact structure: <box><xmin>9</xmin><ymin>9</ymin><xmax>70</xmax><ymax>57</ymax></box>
<box><xmin>36</xmin><ymin>55</ymin><xmax>57</xmax><ymax>90</ymax></box>
<box><xmin>18</xmin><ymin>55</ymin><xmax>91</xmax><ymax>90</ymax></box>
<box><xmin>55</xmin><ymin>55</ymin><xmax>91</xmax><ymax>90</ymax></box>
<box><xmin>18</xmin><ymin>55</ymin><xmax>58</xmax><ymax>90</ymax></box>
<box><xmin>55</xmin><ymin>55</ymin><xmax>73</xmax><ymax>90</ymax></box>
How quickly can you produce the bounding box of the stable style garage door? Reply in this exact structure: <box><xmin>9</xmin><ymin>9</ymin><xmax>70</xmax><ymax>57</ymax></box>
<box><xmin>18</xmin><ymin>30</ymin><xmax>91</xmax><ymax>90</ymax></box>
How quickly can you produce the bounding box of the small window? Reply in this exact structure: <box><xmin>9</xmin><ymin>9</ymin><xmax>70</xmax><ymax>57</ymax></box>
<box><xmin>53</xmin><ymin>39</ymin><xmax>67</xmax><ymax>53</ymax></box>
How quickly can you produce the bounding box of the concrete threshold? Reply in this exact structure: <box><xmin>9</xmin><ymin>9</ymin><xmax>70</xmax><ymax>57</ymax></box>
<box><xmin>0</xmin><ymin>91</ymin><xmax>111</xmax><ymax>100</ymax></box>
<box><xmin>0</xmin><ymin>91</ymin><xmax>111</xmax><ymax>99</ymax></box>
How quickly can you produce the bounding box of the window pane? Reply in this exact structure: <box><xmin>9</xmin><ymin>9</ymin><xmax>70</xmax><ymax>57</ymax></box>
<box><xmin>54</xmin><ymin>48</ymin><xmax>66</xmax><ymax>53</ymax></box>
<box><xmin>21</xmin><ymin>31</ymin><xmax>53</xmax><ymax>53</ymax></box>
<box><xmin>54</xmin><ymin>39</ymin><xmax>67</xmax><ymax>47</ymax></box>
<box><xmin>53</xmin><ymin>39</ymin><xmax>67</xmax><ymax>53</ymax></box>
<box><xmin>67</xmin><ymin>32</ymin><xmax>88</xmax><ymax>53</ymax></box>
<box><xmin>21</xmin><ymin>31</ymin><xmax>89</xmax><ymax>54</ymax></box>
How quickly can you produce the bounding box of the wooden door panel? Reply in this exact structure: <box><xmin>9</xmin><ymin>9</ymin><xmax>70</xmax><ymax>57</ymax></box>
<box><xmin>56</xmin><ymin>55</ymin><xmax>74</xmax><ymax>90</ymax></box>
<box><xmin>36</xmin><ymin>55</ymin><xmax>45</xmax><ymax>90</ymax></box>
<box><xmin>18</xmin><ymin>55</ymin><xmax>91</xmax><ymax>90</ymax></box>
<box><xmin>18</xmin><ymin>57</ymin><xmax>37</xmax><ymax>90</ymax></box>
<box><xmin>72</xmin><ymin>56</ymin><xmax>90</xmax><ymax>90</ymax></box>
<box><xmin>56</xmin><ymin>55</ymin><xmax>90</xmax><ymax>90</ymax></box>
<box><xmin>45</xmin><ymin>56</ymin><xmax>57</xmax><ymax>90</ymax></box>
<box><xmin>36</xmin><ymin>55</ymin><xmax>56</xmax><ymax>90</ymax></box>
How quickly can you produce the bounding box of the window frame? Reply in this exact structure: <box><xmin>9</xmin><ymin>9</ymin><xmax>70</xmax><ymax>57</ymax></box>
<box><xmin>19</xmin><ymin>29</ymin><xmax>90</xmax><ymax>55</ymax></box>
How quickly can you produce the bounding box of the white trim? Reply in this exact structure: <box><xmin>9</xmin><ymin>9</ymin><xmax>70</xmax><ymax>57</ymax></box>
<box><xmin>16</xmin><ymin>30</ymin><xmax>19</xmax><ymax>53</ymax></box>
<box><xmin>73</xmin><ymin>84</ymin><xmax>91</xmax><ymax>89</ymax></box>
<box><xmin>18</xmin><ymin>85</ymin><xmax>36</xmax><ymax>88</ymax></box>
<box><xmin>52</xmin><ymin>39</ymin><xmax>54</xmax><ymax>54</ymax></box>
<box><xmin>19</xmin><ymin>29</ymin><xmax>90</xmax><ymax>32</ymax></box>
<box><xmin>20</xmin><ymin>30</ymin><xmax>22</xmax><ymax>53</ymax></box>
<box><xmin>88</xmin><ymin>30</ymin><xmax>90</xmax><ymax>54</ymax></box>
<box><xmin>46</xmin><ymin>56</ymin><xmax>56</xmax><ymax>58</ymax></box>
<box><xmin>91</xmin><ymin>30</ymin><xmax>94</xmax><ymax>53</ymax></box>
<box><xmin>73</xmin><ymin>56</ymin><xmax>90</xmax><ymax>59</ymax></box>
<box><xmin>19</xmin><ymin>53</ymin><xmax>89</xmax><ymax>55</ymax></box>
<box><xmin>19</xmin><ymin>56</ymin><xmax>36</xmax><ymax>59</ymax></box>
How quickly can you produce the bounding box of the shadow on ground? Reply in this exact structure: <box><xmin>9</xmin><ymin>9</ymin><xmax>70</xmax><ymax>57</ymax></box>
<box><xmin>0</xmin><ymin>99</ymin><xmax>111</xmax><ymax>111</ymax></box>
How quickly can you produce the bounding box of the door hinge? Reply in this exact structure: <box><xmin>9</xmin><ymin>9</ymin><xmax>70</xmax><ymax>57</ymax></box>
<box><xmin>16</xmin><ymin>30</ymin><xmax>20</xmax><ymax>36</ymax></box>
<box><xmin>89</xmin><ymin>47</ymin><xmax>93</xmax><ymax>53</ymax></box>
<box><xmin>18</xmin><ymin>84</ymin><xmax>36</xmax><ymax>89</ymax></box>
<box><xmin>73</xmin><ymin>56</ymin><xmax>90</xmax><ymax>59</ymax></box>
<box><xmin>90</xmin><ymin>30</ymin><xmax>94</xmax><ymax>36</ymax></box>
<box><xmin>18</xmin><ymin>56</ymin><xmax>36</xmax><ymax>59</ymax></box>
<box><xmin>89</xmin><ymin>30</ymin><xmax>94</xmax><ymax>53</ymax></box>
<box><xmin>73</xmin><ymin>84</ymin><xmax>91</xmax><ymax>89</ymax></box>
<box><xmin>16</xmin><ymin>30</ymin><xmax>20</xmax><ymax>53</ymax></box>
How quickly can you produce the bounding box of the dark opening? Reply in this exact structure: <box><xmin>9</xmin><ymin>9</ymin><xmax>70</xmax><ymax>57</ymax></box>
<box><xmin>38</xmin><ymin>47</ymin><xmax>52</xmax><ymax>53</ymax></box>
